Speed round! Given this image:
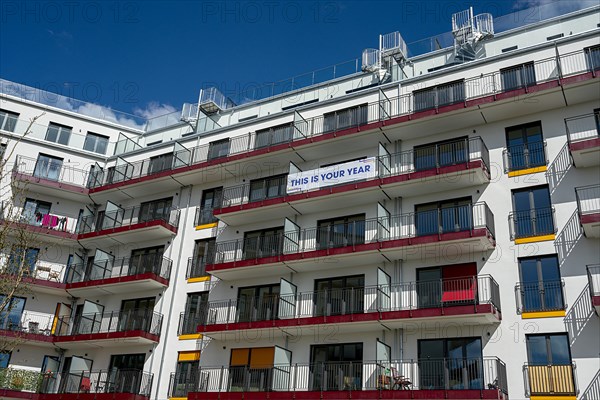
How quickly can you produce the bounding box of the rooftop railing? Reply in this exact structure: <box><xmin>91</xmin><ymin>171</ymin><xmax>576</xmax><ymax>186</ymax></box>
<box><xmin>203</xmin><ymin>275</ymin><xmax>501</xmax><ymax>327</ymax></box>
<box><xmin>53</xmin><ymin>308</ymin><xmax>163</xmax><ymax>337</ymax></box>
<box><xmin>64</xmin><ymin>253</ymin><xmax>172</xmax><ymax>284</ymax></box>
<box><xmin>211</xmin><ymin>202</ymin><xmax>495</xmax><ymax>264</ymax></box>
<box><xmin>90</xmin><ymin>48</ymin><xmax>596</xmax><ymax>188</ymax></box>
<box><xmin>12</xmin><ymin>155</ymin><xmax>90</xmax><ymax>188</ymax></box>
<box><xmin>565</xmin><ymin>112</ymin><xmax>600</xmax><ymax>145</ymax></box>
<box><xmin>171</xmin><ymin>357</ymin><xmax>507</xmax><ymax>394</ymax></box>
<box><xmin>77</xmin><ymin>205</ymin><xmax>180</xmax><ymax>235</ymax></box>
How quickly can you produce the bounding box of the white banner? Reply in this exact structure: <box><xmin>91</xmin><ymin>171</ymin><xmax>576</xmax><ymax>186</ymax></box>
<box><xmin>287</xmin><ymin>157</ymin><xmax>377</xmax><ymax>193</ymax></box>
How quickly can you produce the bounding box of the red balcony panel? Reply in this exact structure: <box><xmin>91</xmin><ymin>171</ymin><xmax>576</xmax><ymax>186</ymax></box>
<box><xmin>77</xmin><ymin>219</ymin><xmax>177</xmax><ymax>240</ymax></box>
<box><xmin>12</xmin><ymin>172</ymin><xmax>89</xmax><ymax>195</ymax></box>
<box><xmin>570</xmin><ymin>137</ymin><xmax>600</xmax><ymax>152</ymax></box>
<box><xmin>53</xmin><ymin>330</ymin><xmax>160</xmax><ymax>344</ymax></box>
<box><xmin>66</xmin><ymin>272</ymin><xmax>169</xmax><ymax>290</ymax></box>
<box><xmin>580</xmin><ymin>213</ymin><xmax>600</xmax><ymax>225</ymax></box>
<box><xmin>37</xmin><ymin>394</ymin><xmax>149</xmax><ymax>400</ymax></box>
<box><xmin>0</xmin><ymin>329</ymin><xmax>54</xmax><ymax>344</ymax></box>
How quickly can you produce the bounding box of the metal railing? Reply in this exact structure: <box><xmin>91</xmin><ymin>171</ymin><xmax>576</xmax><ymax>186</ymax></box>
<box><xmin>77</xmin><ymin>205</ymin><xmax>180</xmax><ymax>234</ymax></box>
<box><xmin>53</xmin><ymin>308</ymin><xmax>163</xmax><ymax>337</ymax></box>
<box><xmin>220</xmin><ymin>137</ymin><xmax>489</xmax><ymax>208</ymax></box>
<box><xmin>176</xmin><ymin>357</ymin><xmax>507</xmax><ymax>394</ymax></box>
<box><xmin>86</xmin><ymin>49</ymin><xmax>597</xmax><ymax>190</ymax></box>
<box><xmin>64</xmin><ymin>254</ymin><xmax>172</xmax><ymax>284</ymax></box>
<box><xmin>565</xmin><ymin>112</ymin><xmax>600</xmax><ymax>145</ymax></box>
<box><xmin>503</xmin><ymin>141</ymin><xmax>548</xmax><ymax>173</ymax></box>
<box><xmin>515</xmin><ymin>280</ymin><xmax>566</xmax><ymax>314</ymax></box>
<box><xmin>0</xmin><ymin>368</ymin><xmax>43</xmax><ymax>392</ymax></box>
<box><xmin>0</xmin><ymin>311</ymin><xmax>54</xmax><ymax>335</ymax></box>
<box><xmin>203</xmin><ymin>275</ymin><xmax>501</xmax><ymax>327</ymax></box>
<box><xmin>211</xmin><ymin>202</ymin><xmax>495</xmax><ymax>264</ymax></box>
<box><xmin>524</xmin><ymin>362</ymin><xmax>578</xmax><ymax>397</ymax></box>
<box><xmin>178</xmin><ymin>311</ymin><xmax>208</xmax><ymax>336</ymax></box>
<box><xmin>0</xmin><ymin>201</ymin><xmax>79</xmax><ymax>235</ymax></box>
<box><xmin>509</xmin><ymin>207</ymin><xmax>556</xmax><ymax>240</ymax></box>
<box><xmin>576</xmin><ymin>185</ymin><xmax>600</xmax><ymax>216</ymax></box>
<box><xmin>194</xmin><ymin>206</ymin><xmax>220</xmax><ymax>226</ymax></box>
<box><xmin>39</xmin><ymin>369</ymin><xmax>153</xmax><ymax>396</ymax></box>
<box><xmin>12</xmin><ymin>155</ymin><xmax>90</xmax><ymax>188</ymax></box>
<box><xmin>186</xmin><ymin>256</ymin><xmax>212</xmax><ymax>279</ymax></box>
<box><xmin>587</xmin><ymin>265</ymin><xmax>600</xmax><ymax>297</ymax></box>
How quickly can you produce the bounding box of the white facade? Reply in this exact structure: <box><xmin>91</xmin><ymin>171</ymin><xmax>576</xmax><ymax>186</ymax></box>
<box><xmin>0</xmin><ymin>4</ymin><xmax>599</xmax><ymax>400</ymax></box>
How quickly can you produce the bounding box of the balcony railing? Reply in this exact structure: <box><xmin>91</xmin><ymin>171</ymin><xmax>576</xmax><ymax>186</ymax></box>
<box><xmin>186</xmin><ymin>256</ymin><xmax>211</xmax><ymax>279</ymax></box>
<box><xmin>524</xmin><ymin>363</ymin><xmax>578</xmax><ymax>397</ymax></box>
<box><xmin>565</xmin><ymin>112</ymin><xmax>600</xmax><ymax>144</ymax></box>
<box><xmin>211</xmin><ymin>202</ymin><xmax>495</xmax><ymax>264</ymax></box>
<box><xmin>576</xmin><ymin>184</ymin><xmax>600</xmax><ymax>216</ymax></box>
<box><xmin>86</xmin><ymin>49</ymin><xmax>596</xmax><ymax>190</ymax></box>
<box><xmin>204</xmin><ymin>275</ymin><xmax>500</xmax><ymax>326</ymax></box>
<box><xmin>194</xmin><ymin>206</ymin><xmax>220</xmax><ymax>226</ymax></box>
<box><xmin>0</xmin><ymin>368</ymin><xmax>43</xmax><ymax>392</ymax></box>
<box><xmin>0</xmin><ymin>201</ymin><xmax>79</xmax><ymax>235</ymax></box>
<box><xmin>0</xmin><ymin>311</ymin><xmax>54</xmax><ymax>336</ymax></box>
<box><xmin>587</xmin><ymin>265</ymin><xmax>600</xmax><ymax>297</ymax></box>
<box><xmin>509</xmin><ymin>207</ymin><xmax>556</xmax><ymax>240</ymax></box>
<box><xmin>39</xmin><ymin>369</ymin><xmax>153</xmax><ymax>396</ymax></box>
<box><xmin>12</xmin><ymin>155</ymin><xmax>90</xmax><ymax>188</ymax></box>
<box><xmin>515</xmin><ymin>280</ymin><xmax>566</xmax><ymax>314</ymax></box>
<box><xmin>77</xmin><ymin>205</ymin><xmax>180</xmax><ymax>234</ymax></box>
<box><xmin>53</xmin><ymin>308</ymin><xmax>163</xmax><ymax>337</ymax></box>
<box><xmin>64</xmin><ymin>254</ymin><xmax>172</xmax><ymax>284</ymax></box>
<box><xmin>178</xmin><ymin>311</ymin><xmax>208</xmax><ymax>335</ymax></box>
<box><xmin>175</xmin><ymin>357</ymin><xmax>507</xmax><ymax>394</ymax></box>
<box><xmin>220</xmin><ymin>137</ymin><xmax>489</xmax><ymax>208</ymax></box>
<box><xmin>503</xmin><ymin>141</ymin><xmax>548</xmax><ymax>173</ymax></box>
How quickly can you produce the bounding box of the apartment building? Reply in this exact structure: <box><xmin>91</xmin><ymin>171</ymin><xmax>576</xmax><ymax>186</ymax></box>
<box><xmin>0</xmin><ymin>3</ymin><xmax>599</xmax><ymax>400</ymax></box>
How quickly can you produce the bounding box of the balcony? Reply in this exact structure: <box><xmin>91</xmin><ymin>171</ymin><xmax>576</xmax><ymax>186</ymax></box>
<box><xmin>11</xmin><ymin>155</ymin><xmax>91</xmax><ymax>201</ymax></box>
<box><xmin>77</xmin><ymin>205</ymin><xmax>180</xmax><ymax>247</ymax></box>
<box><xmin>194</xmin><ymin>205</ymin><xmax>220</xmax><ymax>228</ymax></box>
<box><xmin>509</xmin><ymin>207</ymin><xmax>556</xmax><ymax>244</ymax></box>
<box><xmin>566</xmin><ymin>112</ymin><xmax>600</xmax><ymax>167</ymax></box>
<box><xmin>64</xmin><ymin>254</ymin><xmax>172</xmax><ymax>296</ymax></box>
<box><xmin>0</xmin><ymin>255</ymin><xmax>67</xmax><ymax>295</ymax></box>
<box><xmin>201</xmin><ymin>275</ymin><xmax>500</xmax><ymax>336</ymax></box>
<box><xmin>524</xmin><ymin>363</ymin><xmax>578</xmax><ymax>398</ymax></box>
<box><xmin>186</xmin><ymin>257</ymin><xmax>209</xmax><ymax>281</ymax></box>
<box><xmin>53</xmin><ymin>309</ymin><xmax>163</xmax><ymax>348</ymax></box>
<box><xmin>587</xmin><ymin>265</ymin><xmax>600</xmax><ymax>314</ymax></box>
<box><xmin>0</xmin><ymin>367</ymin><xmax>45</xmax><ymax>394</ymax></box>
<box><xmin>0</xmin><ymin>202</ymin><xmax>79</xmax><ymax>243</ymax></box>
<box><xmin>502</xmin><ymin>141</ymin><xmax>548</xmax><ymax>177</ymax></box>
<box><xmin>215</xmin><ymin>137</ymin><xmax>490</xmax><ymax>225</ymax></box>
<box><xmin>207</xmin><ymin>203</ymin><xmax>495</xmax><ymax>280</ymax></box>
<box><xmin>576</xmin><ymin>185</ymin><xmax>600</xmax><ymax>238</ymax></box>
<box><xmin>0</xmin><ymin>311</ymin><xmax>54</xmax><ymax>346</ymax></box>
<box><xmin>515</xmin><ymin>280</ymin><xmax>566</xmax><ymax>318</ymax></box>
<box><xmin>86</xmin><ymin>49</ymin><xmax>598</xmax><ymax>198</ymax></box>
<box><xmin>178</xmin><ymin>312</ymin><xmax>206</xmax><ymax>337</ymax></box>
<box><xmin>184</xmin><ymin>357</ymin><xmax>507</xmax><ymax>400</ymax></box>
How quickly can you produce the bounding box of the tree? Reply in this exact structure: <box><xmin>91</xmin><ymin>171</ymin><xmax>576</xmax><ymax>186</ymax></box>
<box><xmin>0</xmin><ymin>114</ymin><xmax>45</xmax><ymax>353</ymax></box>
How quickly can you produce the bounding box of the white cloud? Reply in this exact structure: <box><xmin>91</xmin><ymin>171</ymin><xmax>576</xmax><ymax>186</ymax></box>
<box><xmin>133</xmin><ymin>102</ymin><xmax>177</xmax><ymax>120</ymax></box>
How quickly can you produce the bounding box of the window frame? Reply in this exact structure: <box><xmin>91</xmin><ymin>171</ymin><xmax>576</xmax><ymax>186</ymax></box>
<box><xmin>83</xmin><ymin>132</ymin><xmax>110</xmax><ymax>154</ymax></box>
<box><xmin>0</xmin><ymin>109</ymin><xmax>19</xmax><ymax>132</ymax></box>
<box><xmin>45</xmin><ymin>122</ymin><xmax>72</xmax><ymax>146</ymax></box>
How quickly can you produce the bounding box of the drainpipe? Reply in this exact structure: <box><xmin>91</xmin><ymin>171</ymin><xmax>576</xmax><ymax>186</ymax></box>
<box><xmin>152</xmin><ymin>185</ymin><xmax>193</xmax><ymax>400</ymax></box>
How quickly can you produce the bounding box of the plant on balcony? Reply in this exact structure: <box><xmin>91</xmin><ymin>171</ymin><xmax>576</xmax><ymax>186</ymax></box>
<box><xmin>0</xmin><ymin>368</ymin><xmax>42</xmax><ymax>391</ymax></box>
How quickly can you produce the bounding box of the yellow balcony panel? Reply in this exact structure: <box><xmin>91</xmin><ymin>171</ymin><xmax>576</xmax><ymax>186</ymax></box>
<box><xmin>522</xmin><ymin>310</ymin><xmax>566</xmax><ymax>319</ymax></box>
<box><xmin>508</xmin><ymin>165</ymin><xmax>548</xmax><ymax>177</ymax></box>
<box><xmin>178</xmin><ymin>333</ymin><xmax>202</xmax><ymax>340</ymax></box>
<box><xmin>187</xmin><ymin>276</ymin><xmax>211</xmax><ymax>283</ymax></box>
<box><xmin>196</xmin><ymin>222</ymin><xmax>218</xmax><ymax>231</ymax></box>
<box><xmin>515</xmin><ymin>234</ymin><xmax>555</xmax><ymax>244</ymax></box>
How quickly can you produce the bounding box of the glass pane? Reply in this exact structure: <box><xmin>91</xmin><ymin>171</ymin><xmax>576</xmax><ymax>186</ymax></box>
<box><xmin>549</xmin><ymin>335</ymin><xmax>570</xmax><ymax>365</ymax></box>
<box><xmin>527</xmin><ymin>336</ymin><xmax>549</xmax><ymax>365</ymax></box>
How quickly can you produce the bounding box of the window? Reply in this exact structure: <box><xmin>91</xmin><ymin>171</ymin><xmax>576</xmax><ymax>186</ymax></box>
<box><xmin>249</xmin><ymin>174</ymin><xmax>287</xmax><ymax>202</ymax></box>
<box><xmin>108</xmin><ymin>354</ymin><xmax>146</xmax><ymax>393</ymax></box>
<box><xmin>518</xmin><ymin>255</ymin><xmax>564</xmax><ymax>313</ymax></box>
<box><xmin>188</xmin><ymin>239</ymin><xmax>215</xmax><ymax>278</ymax></box>
<box><xmin>148</xmin><ymin>152</ymin><xmax>174</xmax><ymax>175</ymax></box>
<box><xmin>119</xmin><ymin>297</ymin><xmax>155</xmax><ymax>332</ymax></box>
<box><xmin>243</xmin><ymin>227</ymin><xmax>284</xmax><ymax>260</ymax></box>
<box><xmin>415</xmin><ymin>197</ymin><xmax>472</xmax><ymax>237</ymax></box>
<box><xmin>0</xmin><ymin>352</ymin><xmax>10</xmax><ymax>368</ymax></box>
<box><xmin>229</xmin><ymin>347</ymin><xmax>276</xmax><ymax>391</ymax></box>
<box><xmin>180</xmin><ymin>292</ymin><xmax>209</xmax><ymax>334</ymax></box>
<box><xmin>317</xmin><ymin>214</ymin><xmax>366</xmax><ymax>249</ymax></box>
<box><xmin>416</xmin><ymin>263</ymin><xmax>477</xmax><ymax>308</ymax></box>
<box><xmin>323</xmin><ymin>104</ymin><xmax>368</xmax><ymax>133</ymax></box>
<box><xmin>413</xmin><ymin>137</ymin><xmax>469</xmax><ymax>171</ymax></box>
<box><xmin>255</xmin><ymin>123</ymin><xmax>294</xmax><ymax>149</ymax></box>
<box><xmin>511</xmin><ymin>185</ymin><xmax>554</xmax><ymax>239</ymax></box>
<box><xmin>0</xmin><ymin>143</ymin><xmax>6</xmax><ymax>160</ymax></box>
<box><xmin>525</xmin><ymin>333</ymin><xmax>576</xmax><ymax>395</ymax></box>
<box><xmin>83</xmin><ymin>132</ymin><xmax>109</xmax><ymax>154</ymax></box>
<box><xmin>109</xmin><ymin>353</ymin><xmax>146</xmax><ymax>370</ymax></box>
<box><xmin>172</xmin><ymin>352</ymin><xmax>200</xmax><ymax>397</ymax></box>
<box><xmin>138</xmin><ymin>197</ymin><xmax>173</xmax><ymax>223</ymax></box>
<box><xmin>45</xmin><ymin>123</ymin><xmax>72</xmax><ymax>146</ymax></box>
<box><xmin>0</xmin><ymin>109</ymin><xmax>19</xmax><ymax>132</ymax></box>
<box><xmin>33</xmin><ymin>154</ymin><xmax>63</xmax><ymax>181</ymax></box>
<box><xmin>8</xmin><ymin>248</ymin><xmax>39</xmax><ymax>276</ymax></box>
<box><xmin>130</xmin><ymin>246</ymin><xmax>164</xmax><ymax>275</ymax></box>
<box><xmin>314</xmin><ymin>275</ymin><xmax>364</xmax><ymax>316</ymax></box>
<box><xmin>22</xmin><ymin>198</ymin><xmax>52</xmax><ymax>226</ymax></box>
<box><xmin>500</xmin><ymin>62</ymin><xmax>536</xmax><ymax>91</ymax></box>
<box><xmin>0</xmin><ymin>296</ymin><xmax>26</xmax><ymax>331</ymax></box>
<box><xmin>198</xmin><ymin>187</ymin><xmax>223</xmax><ymax>225</ymax></box>
<box><xmin>207</xmin><ymin>138</ymin><xmax>230</xmax><ymax>160</ymax></box>
<box><xmin>418</xmin><ymin>337</ymin><xmax>483</xmax><ymax>390</ymax></box>
<box><xmin>237</xmin><ymin>284</ymin><xmax>280</xmax><ymax>322</ymax></box>
<box><xmin>414</xmin><ymin>80</ymin><xmax>465</xmax><ymax>112</ymax></box>
<box><xmin>505</xmin><ymin>121</ymin><xmax>545</xmax><ymax>172</ymax></box>
<box><xmin>584</xmin><ymin>45</ymin><xmax>600</xmax><ymax>71</ymax></box>
<box><xmin>310</xmin><ymin>343</ymin><xmax>363</xmax><ymax>390</ymax></box>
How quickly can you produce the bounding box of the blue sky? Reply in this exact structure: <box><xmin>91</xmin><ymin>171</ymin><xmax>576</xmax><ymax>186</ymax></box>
<box><xmin>0</xmin><ymin>0</ymin><xmax>593</xmax><ymax>120</ymax></box>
